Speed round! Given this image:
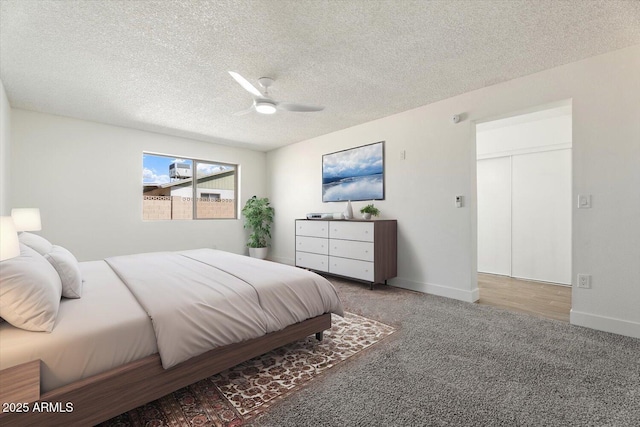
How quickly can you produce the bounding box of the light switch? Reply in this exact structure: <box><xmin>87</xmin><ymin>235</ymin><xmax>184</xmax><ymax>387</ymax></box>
<box><xmin>578</xmin><ymin>195</ymin><xmax>591</xmax><ymax>209</ymax></box>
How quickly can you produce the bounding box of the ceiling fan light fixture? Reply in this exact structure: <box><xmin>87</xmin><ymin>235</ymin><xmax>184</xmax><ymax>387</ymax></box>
<box><xmin>229</xmin><ymin>72</ymin><xmax>323</xmax><ymax>115</ymax></box>
<box><xmin>255</xmin><ymin>100</ymin><xmax>277</xmax><ymax>114</ymax></box>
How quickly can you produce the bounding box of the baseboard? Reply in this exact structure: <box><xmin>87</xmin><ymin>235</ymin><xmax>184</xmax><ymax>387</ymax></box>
<box><xmin>570</xmin><ymin>310</ymin><xmax>640</xmax><ymax>339</ymax></box>
<box><xmin>391</xmin><ymin>277</ymin><xmax>480</xmax><ymax>303</ymax></box>
<box><xmin>277</xmin><ymin>256</ymin><xmax>479</xmax><ymax>303</ymax></box>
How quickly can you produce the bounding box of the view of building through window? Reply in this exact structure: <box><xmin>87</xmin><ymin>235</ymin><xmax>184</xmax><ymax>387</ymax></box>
<box><xmin>142</xmin><ymin>153</ymin><xmax>237</xmax><ymax>220</ymax></box>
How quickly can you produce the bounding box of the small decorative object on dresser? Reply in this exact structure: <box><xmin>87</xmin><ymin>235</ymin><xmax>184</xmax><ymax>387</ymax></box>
<box><xmin>343</xmin><ymin>200</ymin><xmax>354</xmax><ymax>220</ymax></box>
<box><xmin>359</xmin><ymin>203</ymin><xmax>380</xmax><ymax>220</ymax></box>
<box><xmin>295</xmin><ymin>219</ymin><xmax>397</xmax><ymax>290</ymax></box>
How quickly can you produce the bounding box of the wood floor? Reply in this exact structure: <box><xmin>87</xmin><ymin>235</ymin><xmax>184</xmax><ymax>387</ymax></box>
<box><xmin>477</xmin><ymin>273</ymin><xmax>572</xmax><ymax>322</ymax></box>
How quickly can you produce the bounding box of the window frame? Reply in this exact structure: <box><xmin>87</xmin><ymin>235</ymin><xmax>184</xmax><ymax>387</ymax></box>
<box><xmin>143</xmin><ymin>152</ymin><xmax>239</xmax><ymax>221</ymax></box>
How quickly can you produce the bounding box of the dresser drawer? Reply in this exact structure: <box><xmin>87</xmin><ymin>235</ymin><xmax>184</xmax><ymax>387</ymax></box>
<box><xmin>329</xmin><ymin>256</ymin><xmax>374</xmax><ymax>282</ymax></box>
<box><xmin>296</xmin><ymin>220</ymin><xmax>329</xmax><ymax>238</ymax></box>
<box><xmin>296</xmin><ymin>252</ymin><xmax>329</xmax><ymax>272</ymax></box>
<box><xmin>329</xmin><ymin>221</ymin><xmax>374</xmax><ymax>242</ymax></box>
<box><xmin>329</xmin><ymin>239</ymin><xmax>374</xmax><ymax>262</ymax></box>
<box><xmin>296</xmin><ymin>236</ymin><xmax>329</xmax><ymax>255</ymax></box>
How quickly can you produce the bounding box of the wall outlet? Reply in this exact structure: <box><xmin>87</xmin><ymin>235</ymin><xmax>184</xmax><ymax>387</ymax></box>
<box><xmin>400</xmin><ymin>149</ymin><xmax>406</xmax><ymax>160</ymax></box>
<box><xmin>577</xmin><ymin>274</ymin><xmax>591</xmax><ymax>289</ymax></box>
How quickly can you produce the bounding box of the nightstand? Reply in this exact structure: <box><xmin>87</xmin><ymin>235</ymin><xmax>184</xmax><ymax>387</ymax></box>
<box><xmin>0</xmin><ymin>360</ymin><xmax>40</xmax><ymax>407</ymax></box>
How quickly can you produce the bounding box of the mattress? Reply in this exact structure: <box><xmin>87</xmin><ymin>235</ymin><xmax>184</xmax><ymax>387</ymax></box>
<box><xmin>0</xmin><ymin>260</ymin><xmax>157</xmax><ymax>393</ymax></box>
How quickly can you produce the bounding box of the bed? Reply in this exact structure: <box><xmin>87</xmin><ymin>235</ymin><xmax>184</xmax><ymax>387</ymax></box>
<box><xmin>0</xmin><ymin>237</ymin><xmax>343</xmax><ymax>426</ymax></box>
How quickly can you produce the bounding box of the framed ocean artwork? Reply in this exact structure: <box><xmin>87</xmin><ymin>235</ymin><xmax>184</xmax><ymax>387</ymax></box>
<box><xmin>322</xmin><ymin>141</ymin><xmax>385</xmax><ymax>202</ymax></box>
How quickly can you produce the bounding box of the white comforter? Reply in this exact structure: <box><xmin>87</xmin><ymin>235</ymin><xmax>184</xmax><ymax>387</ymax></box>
<box><xmin>105</xmin><ymin>249</ymin><xmax>343</xmax><ymax>369</ymax></box>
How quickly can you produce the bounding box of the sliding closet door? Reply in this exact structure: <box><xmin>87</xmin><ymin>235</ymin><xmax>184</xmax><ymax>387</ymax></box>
<box><xmin>511</xmin><ymin>149</ymin><xmax>571</xmax><ymax>284</ymax></box>
<box><xmin>477</xmin><ymin>156</ymin><xmax>511</xmax><ymax>276</ymax></box>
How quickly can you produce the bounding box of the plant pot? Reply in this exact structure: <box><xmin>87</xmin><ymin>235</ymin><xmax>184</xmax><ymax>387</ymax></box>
<box><xmin>249</xmin><ymin>247</ymin><xmax>268</xmax><ymax>259</ymax></box>
<box><xmin>362</xmin><ymin>213</ymin><xmax>372</xmax><ymax>220</ymax></box>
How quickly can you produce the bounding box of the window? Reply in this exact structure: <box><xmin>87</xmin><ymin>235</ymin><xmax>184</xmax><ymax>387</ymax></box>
<box><xmin>200</xmin><ymin>193</ymin><xmax>221</xmax><ymax>200</ymax></box>
<box><xmin>142</xmin><ymin>153</ymin><xmax>237</xmax><ymax>220</ymax></box>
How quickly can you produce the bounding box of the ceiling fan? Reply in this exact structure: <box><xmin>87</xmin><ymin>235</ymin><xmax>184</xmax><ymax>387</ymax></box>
<box><xmin>228</xmin><ymin>71</ymin><xmax>324</xmax><ymax>115</ymax></box>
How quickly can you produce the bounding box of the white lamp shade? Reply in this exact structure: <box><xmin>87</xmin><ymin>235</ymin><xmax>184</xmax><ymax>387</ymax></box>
<box><xmin>11</xmin><ymin>208</ymin><xmax>42</xmax><ymax>232</ymax></box>
<box><xmin>0</xmin><ymin>216</ymin><xmax>21</xmax><ymax>261</ymax></box>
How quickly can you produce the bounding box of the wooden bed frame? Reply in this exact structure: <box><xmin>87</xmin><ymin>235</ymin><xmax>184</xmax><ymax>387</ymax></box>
<box><xmin>0</xmin><ymin>313</ymin><xmax>331</xmax><ymax>426</ymax></box>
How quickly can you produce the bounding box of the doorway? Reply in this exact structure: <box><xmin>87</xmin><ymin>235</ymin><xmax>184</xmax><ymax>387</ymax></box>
<box><xmin>475</xmin><ymin>102</ymin><xmax>572</xmax><ymax>321</ymax></box>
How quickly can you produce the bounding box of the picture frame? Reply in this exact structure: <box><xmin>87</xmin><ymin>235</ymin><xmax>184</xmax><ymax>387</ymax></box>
<box><xmin>322</xmin><ymin>141</ymin><xmax>385</xmax><ymax>202</ymax></box>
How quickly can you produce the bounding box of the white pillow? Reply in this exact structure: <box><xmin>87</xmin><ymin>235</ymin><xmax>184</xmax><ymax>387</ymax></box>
<box><xmin>0</xmin><ymin>244</ymin><xmax>62</xmax><ymax>332</ymax></box>
<box><xmin>45</xmin><ymin>245</ymin><xmax>83</xmax><ymax>299</ymax></box>
<box><xmin>18</xmin><ymin>233</ymin><xmax>83</xmax><ymax>299</ymax></box>
<box><xmin>18</xmin><ymin>232</ymin><xmax>54</xmax><ymax>256</ymax></box>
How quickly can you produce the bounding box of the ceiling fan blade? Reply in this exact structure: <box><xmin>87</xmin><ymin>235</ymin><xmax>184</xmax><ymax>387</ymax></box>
<box><xmin>228</xmin><ymin>71</ymin><xmax>262</xmax><ymax>98</ymax></box>
<box><xmin>277</xmin><ymin>102</ymin><xmax>324</xmax><ymax>112</ymax></box>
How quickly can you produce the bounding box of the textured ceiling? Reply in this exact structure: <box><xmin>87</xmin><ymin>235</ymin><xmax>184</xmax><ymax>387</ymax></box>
<box><xmin>1</xmin><ymin>1</ymin><xmax>639</xmax><ymax>151</ymax></box>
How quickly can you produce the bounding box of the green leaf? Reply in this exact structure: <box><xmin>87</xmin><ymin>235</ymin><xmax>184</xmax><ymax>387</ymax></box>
<box><xmin>241</xmin><ymin>196</ymin><xmax>275</xmax><ymax>248</ymax></box>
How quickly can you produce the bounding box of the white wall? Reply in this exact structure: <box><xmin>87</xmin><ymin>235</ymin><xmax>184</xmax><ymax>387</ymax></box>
<box><xmin>0</xmin><ymin>79</ymin><xmax>10</xmax><ymax>215</ymax></box>
<box><xmin>267</xmin><ymin>45</ymin><xmax>640</xmax><ymax>338</ymax></box>
<box><xmin>10</xmin><ymin>110</ymin><xmax>267</xmax><ymax>261</ymax></box>
<box><xmin>476</xmin><ymin>105</ymin><xmax>572</xmax><ymax>158</ymax></box>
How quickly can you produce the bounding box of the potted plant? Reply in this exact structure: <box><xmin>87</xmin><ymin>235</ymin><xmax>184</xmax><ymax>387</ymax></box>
<box><xmin>241</xmin><ymin>196</ymin><xmax>275</xmax><ymax>259</ymax></box>
<box><xmin>360</xmin><ymin>204</ymin><xmax>380</xmax><ymax>220</ymax></box>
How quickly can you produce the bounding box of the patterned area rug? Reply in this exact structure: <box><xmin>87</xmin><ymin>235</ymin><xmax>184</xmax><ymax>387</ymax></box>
<box><xmin>101</xmin><ymin>312</ymin><xmax>394</xmax><ymax>427</ymax></box>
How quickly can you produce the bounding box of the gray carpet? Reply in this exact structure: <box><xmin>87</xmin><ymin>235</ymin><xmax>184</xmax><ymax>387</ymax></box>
<box><xmin>250</xmin><ymin>277</ymin><xmax>640</xmax><ymax>426</ymax></box>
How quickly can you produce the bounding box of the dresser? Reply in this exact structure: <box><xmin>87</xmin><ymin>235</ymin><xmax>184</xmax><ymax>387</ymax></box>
<box><xmin>295</xmin><ymin>219</ymin><xmax>397</xmax><ymax>289</ymax></box>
